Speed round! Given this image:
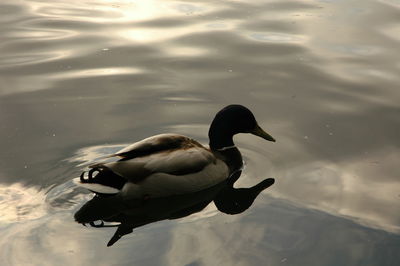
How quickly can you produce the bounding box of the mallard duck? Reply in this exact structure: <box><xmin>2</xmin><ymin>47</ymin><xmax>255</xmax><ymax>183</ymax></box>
<box><xmin>73</xmin><ymin>104</ymin><xmax>275</xmax><ymax>199</ymax></box>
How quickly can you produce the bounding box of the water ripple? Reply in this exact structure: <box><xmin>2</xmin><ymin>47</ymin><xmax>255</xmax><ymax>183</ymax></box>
<box><xmin>249</xmin><ymin>32</ymin><xmax>306</xmax><ymax>43</ymax></box>
<box><xmin>1</xmin><ymin>0</ymin><xmax>400</xmax><ymax>263</ymax></box>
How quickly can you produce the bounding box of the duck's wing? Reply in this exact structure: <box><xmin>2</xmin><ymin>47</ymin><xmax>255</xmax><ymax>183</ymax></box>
<box><xmin>110</xmin><ymin>134</ymin><xmax>199</xmax><ymax>160</ymax></box>
<box><xmin>91</xmin><ymin>134</ymin><xmax>218</xmax><ymax>183</ymax></box>
<box><xmin>103</xmin><ymin>144</ymin><xmax>217</xmax><ymax>183</ymax></box>
<box><xmin>75</xmin><ymin>134</ymin><xmax>224</xmax><ymax>195</ymax></box>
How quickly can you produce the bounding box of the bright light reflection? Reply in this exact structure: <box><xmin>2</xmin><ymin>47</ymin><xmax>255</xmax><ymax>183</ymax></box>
<box><xmin>52</xmin><ymin>67</ymin><xmax>143</xmax><ymax>79</ymax></box>
<box><xmin>116</xmin><ymin>0</ymin><xmax>210</xmax><ymax>22</ymax></box>
<box><xmin>118</xmin><ymin>21</ymin><xmax>238</xmax><ymax>43</ymax></box>
<box><xmin>28</xmin><ymin>0</ymin><xmax>212</xmax><ymax>23</ymax></box>
<box><xmin>0</xmin><ymin>183</ymin><xmax>46</xmax><ymax>223</ymax></box>
<box><xmin>249</xmin><ymin>32</ymin><xmax>306</xmax><ymax>43</ymax></box>
<box><xmin>164</xmin><ymin>46</ymin><xmax>209</xmax><ymax>57</ymax></box>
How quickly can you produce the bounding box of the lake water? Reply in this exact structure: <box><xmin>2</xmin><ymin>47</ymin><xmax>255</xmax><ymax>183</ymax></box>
<box><xmin>1</xmin><ymin>0</ymin><xmax>399</xmax><ymax>265</ymax></box>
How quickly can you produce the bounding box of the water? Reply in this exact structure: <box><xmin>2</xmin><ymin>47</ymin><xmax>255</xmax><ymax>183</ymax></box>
<box><xmin>0</xmin><ymin>0</ymin><xmax>399</xmax><ymax>265</ymax></box>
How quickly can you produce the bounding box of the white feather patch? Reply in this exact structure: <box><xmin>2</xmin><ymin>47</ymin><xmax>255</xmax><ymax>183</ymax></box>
<box><xmin>73</xmin><ymin>177</ymin><xmax>120</xmax><ymax>194</ymax></box>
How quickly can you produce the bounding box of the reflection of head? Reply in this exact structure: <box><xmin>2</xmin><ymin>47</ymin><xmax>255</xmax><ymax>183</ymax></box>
<box><xmin>214</xmin><ymin>178</ymin><xmax>275</xmax><ymax>215</ymax></box>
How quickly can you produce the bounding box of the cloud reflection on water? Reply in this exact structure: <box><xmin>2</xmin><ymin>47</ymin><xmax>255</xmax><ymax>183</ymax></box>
<box><xmin>271</xmin><ymin>156</ymin><xmax>400</xmax><ymax>233</ymax></box>
<box><xmin>0</xmin><ymin>0</ymin><xmax>399</xmax><ymax>264</ymax></box>
<box><xmin>0</xmin><ymin>183</ymin><xmax>46</xmax><ymax>223</ymax></box>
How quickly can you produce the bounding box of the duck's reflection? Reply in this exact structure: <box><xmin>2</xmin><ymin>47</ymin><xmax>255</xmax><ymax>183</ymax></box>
<box><xmin>74</xmin><ymin>171</ymin><xmax>274</xmax><ymax>246</ymax></box>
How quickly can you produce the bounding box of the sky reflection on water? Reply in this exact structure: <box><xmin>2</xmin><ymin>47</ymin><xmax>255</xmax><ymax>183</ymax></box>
<box><xmin>0</xmin><ymin>0</ymin><xmax>399</xmax><ymax>265</ymax></box>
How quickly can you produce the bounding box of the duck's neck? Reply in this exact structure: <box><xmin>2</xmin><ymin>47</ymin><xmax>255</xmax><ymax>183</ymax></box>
<box><xmin>208</xmin><ymin>124</ymin><xmax>235</xmax><ymax>151</ymax></box>
<box><xmin>209</xmin><ymin>123</ymin><xmax>243</xmax><ymax>174</ymax></box>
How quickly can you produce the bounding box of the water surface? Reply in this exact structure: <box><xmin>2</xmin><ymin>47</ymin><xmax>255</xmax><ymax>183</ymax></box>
<box><xmin>0</xmin><ymin>0</ymin><xmax>399</xmax><ymax>265</ymax></box>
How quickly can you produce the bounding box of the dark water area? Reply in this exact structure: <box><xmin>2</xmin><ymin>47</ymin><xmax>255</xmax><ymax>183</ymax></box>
<box><xmin>0</xmin><ymin>0</ymin><xmax>399</xmax><ymax>265</ymax></box>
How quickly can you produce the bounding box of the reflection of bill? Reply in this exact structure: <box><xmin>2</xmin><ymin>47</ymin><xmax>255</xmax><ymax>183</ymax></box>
<box><xmin>74</xmin><ymin>170</ymin><xmax>274</xmax><ymax>246</ymax></box>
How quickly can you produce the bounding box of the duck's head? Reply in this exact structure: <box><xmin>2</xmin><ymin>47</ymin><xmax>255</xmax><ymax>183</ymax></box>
<box><xmin>209</xmin><ymin>105</ymin><xmax>275</xmax><ymax>149</ymax></box>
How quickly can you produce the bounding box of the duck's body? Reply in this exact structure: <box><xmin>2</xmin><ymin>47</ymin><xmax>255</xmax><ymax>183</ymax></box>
<box><xmin>74</xmin><ymin>105</ymin><xmax>275</xmax><ymax>199</ymax></box>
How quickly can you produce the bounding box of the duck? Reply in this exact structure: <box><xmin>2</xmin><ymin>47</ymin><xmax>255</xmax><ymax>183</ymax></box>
<box><xmin>73</xmin><ymin>104</ymin><xmax>275</xmax><ymax>200</ymax></box>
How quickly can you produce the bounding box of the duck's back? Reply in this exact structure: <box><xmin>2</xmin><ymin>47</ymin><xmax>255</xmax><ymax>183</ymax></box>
<box><xmin>113</xmin><ymin>134</ymin><xmax>199</xmax><ymax>160</ymax></box>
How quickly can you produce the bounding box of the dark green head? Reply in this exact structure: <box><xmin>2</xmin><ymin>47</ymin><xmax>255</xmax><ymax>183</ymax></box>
<box><xmin>209</xmin><ymin>105</ymin><xmax>275</xmax><ymax>150</ymax></box>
